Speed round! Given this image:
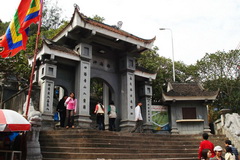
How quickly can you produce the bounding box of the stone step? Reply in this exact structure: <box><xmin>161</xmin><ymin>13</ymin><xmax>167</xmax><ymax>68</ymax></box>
<box><xmin>40</xmin><ymin>129</ymin><xmax>225</xmax><ymax>142</ymax></box>
<box><xmin>40</xmin><ymin>142</ymin><xmax>198</xmax><ymax>149</ymax></box>
<box><xmin>39</xmin><ymin>138</ymin><xmax>201</xmax><ymax>146</ymax></box>
<box><xmin>41</xmin><ymin>146</ymin><xmax>198</xmax><ymax>153</ymax></box>
<box><xmin>40</xmin><ymin>129</ymin><xmax>225</xmax><ymax>138</ymax></box>
<box><xmin>42</xmin><ymin>158</ymin><xmax>198</xmax><ymax>160</ymax></box>
<box><xmin>39</xmin><ymin>129</ymin><xmax>226</xmax><ymax>160</ymax></box>
<box><xmin>40</xmin><ymin>134</ymin><xmax>203</xmax><ymax>140</ymax></box>
<box><xmin>41</xmin><ymin>152</ymin><xmax>198</xmax><ymax>159</ymax></box>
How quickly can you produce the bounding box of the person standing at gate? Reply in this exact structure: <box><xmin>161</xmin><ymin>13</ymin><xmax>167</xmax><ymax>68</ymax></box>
<box><xmin>131</xmin><ymin>102</ymin><xmax>143</xmax><ymax>133</ymax></box>
<box><xmin>65</xmin><ymin>92</ymin><xmax>77</xmax><ymax>129</ymax></box>
<box><xmin>108</xmin><ymin>101</ymin><xmax>117</xmax><ymax>131</ymax></box>
<box><xmin>94</xmin><ymin>101</ymin><xmax>105</xmax><ymax>130</ymax></box>
<box><xmin>57</xmin><ymin>95</ymin><xmax>68</xmax><ymax>127</ymax></box>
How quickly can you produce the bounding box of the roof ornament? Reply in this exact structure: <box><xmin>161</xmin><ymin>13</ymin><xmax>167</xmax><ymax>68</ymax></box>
<box><xmin>117</xmin><ymin>21</ymin><xmax>123</xmax><ymax>29</ymax></box>
<box><xmin>74</xmin><ymin>3</ymin><xmax>80</xmax><ymax>11</ymax></box>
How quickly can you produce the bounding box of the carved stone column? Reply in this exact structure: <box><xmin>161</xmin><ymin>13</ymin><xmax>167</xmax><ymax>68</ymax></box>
<box><xmin>119</xmin><ymin>56</ymin><xmax>136</xmax><ymax>131</ymax></box>
<box><xmin>74</xmin><ymin>43</ymin><xmax>92</xmax><ymax>128</ymax></box>
<box><xmin>38</xmin><ymin>61</ymin><xmax>57</xmax><ymax>130</ymax></box>
<box><xmin>139</xmin><ymin>83</ymin><xmax>153</xmax><ymax>133</ymax></box>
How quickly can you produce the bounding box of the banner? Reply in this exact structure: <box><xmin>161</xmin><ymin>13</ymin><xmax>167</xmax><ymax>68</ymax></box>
<box><xmin>0</xmin><ymin>0</ymin><xmax>41</xmax><ymax>58</ymax></box>
<box><xmin>151</xmin><ymin>105</ymin><xmax>169</xmax><ymax>131</ymax></box>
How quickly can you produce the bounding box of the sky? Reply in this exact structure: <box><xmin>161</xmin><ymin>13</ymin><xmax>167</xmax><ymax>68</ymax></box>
<box><xmin>1</xmin><ymin>0</ymin><xmax>240</xmax><ymax>65</ymax></box>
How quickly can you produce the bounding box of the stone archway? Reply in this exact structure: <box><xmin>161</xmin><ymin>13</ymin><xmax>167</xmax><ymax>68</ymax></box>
<box><xmin>53</xmin><ymin>85</ymin><xmax>68</xmax><ymax>113</ymax></box>
<box><xmin>90</xmin><ymin>77</ymin><xmax>115</xmax><ymax>130</ymax></box>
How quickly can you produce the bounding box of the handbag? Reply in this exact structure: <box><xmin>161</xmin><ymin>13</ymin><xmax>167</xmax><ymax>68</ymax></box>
<box><xmin>54</xmin><ymin>112</ymin><xmax>60</xmax><ymax>121</ymax></box>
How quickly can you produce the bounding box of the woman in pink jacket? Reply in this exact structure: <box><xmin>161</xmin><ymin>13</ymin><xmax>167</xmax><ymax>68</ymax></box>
<box><xmin>65</xmin><ymin>92</ymin><xmax>77</xmax><ymax>129</ymax></box>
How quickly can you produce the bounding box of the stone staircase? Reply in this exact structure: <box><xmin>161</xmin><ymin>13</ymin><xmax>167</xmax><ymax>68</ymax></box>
<box><xmin>39</xmin><ymin>129</ymin><xmax>226</xmax><ymax>160</ymax></box>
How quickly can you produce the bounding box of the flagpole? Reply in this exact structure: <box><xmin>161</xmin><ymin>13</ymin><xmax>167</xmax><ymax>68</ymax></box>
<box><xmin>25</xmin><ymin>0</ymin><xmax>44</xmax><ymax>118</ymax></box>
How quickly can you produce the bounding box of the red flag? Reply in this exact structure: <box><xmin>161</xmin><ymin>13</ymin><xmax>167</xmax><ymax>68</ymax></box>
<box><xmin>0</xmin><ymin>0</ymin><xmax>42</xmax><ymax>58</ymax></box>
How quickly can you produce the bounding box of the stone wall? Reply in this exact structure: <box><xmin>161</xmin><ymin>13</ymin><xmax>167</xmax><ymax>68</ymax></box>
<box><xmin>214</xmin><ymin>112</ymin><xmax>240</xmax><ymax>152</ymax></box>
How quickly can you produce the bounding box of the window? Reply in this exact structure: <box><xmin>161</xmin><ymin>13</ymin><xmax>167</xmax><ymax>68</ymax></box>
<box><xmin>128</xmin><ymin>59</ymin><xmax>133</xmax><ymax>68</ymax></box>
<box><xmin>83</xmin><ymin>47</ymin><xmax>89</xmax><ymax>56</ymax></box>
<box><xmin>182</xmin><ymin>107</ymin><xmax>196</xmax><ymax>119</ymax></box>
<box><xmin>48</xmin><ymin>67</ymin><xmax>54</xmax><ymax>76</ymax></box>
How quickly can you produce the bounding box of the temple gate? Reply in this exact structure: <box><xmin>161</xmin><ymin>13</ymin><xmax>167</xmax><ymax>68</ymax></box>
<box><xmin>29</xmin><ymin>7</ymin><xmax>156</xmax><ymax>132</ymax></box>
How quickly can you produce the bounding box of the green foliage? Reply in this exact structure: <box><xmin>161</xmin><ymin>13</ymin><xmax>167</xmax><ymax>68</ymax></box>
<box><xmin>90</xmin><ymin>78</ymin><xmax>103</xmax><ymax>101</ymax></box>
<box><xmin>0</xmin><ymin>21</ymin><xmax>9</xmax><ymax>35</ymax></box>
<box><xmin>137</xmin><ymin>47</ymin><xmax>198</xmax><ymax>102</ymax></box>
<box><xmin>42</xmin><ymin>21</ymin><xmax>68</xmax><ymax>39</ymax></box>
<box><xmin>197</xmin><ymin>50</ymin><xmax>240</xmax><ymax>114</ymax></box>
<box><xmin>92</xmin><ymin>15</ymin><xmax>105</xmax><ymax>23</ymax></box>
<box><xmin>0</xmin><ymin>52</ymin><xmax>31</xmax><ymax>89</ymax></box>
<box><xmin>197</xmin><ymin>50</ymin><xmax>240</xmax><ymax>81</ymax></box>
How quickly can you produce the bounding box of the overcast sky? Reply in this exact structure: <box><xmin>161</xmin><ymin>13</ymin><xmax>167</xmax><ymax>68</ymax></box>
<box><xmin>1</xmin><ymin>0</ymin><xmax>240</xmax><ymax>65</ymax></box>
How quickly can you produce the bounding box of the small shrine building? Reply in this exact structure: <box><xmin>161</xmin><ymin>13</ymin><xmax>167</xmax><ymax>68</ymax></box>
<box><xmin>162</xmin><ymin>82</ymin><xmax>219</xmax><ymax>134</ymax></box>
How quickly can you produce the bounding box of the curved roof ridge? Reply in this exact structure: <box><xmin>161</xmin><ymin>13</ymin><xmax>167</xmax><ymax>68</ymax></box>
<box><xmin>53</xmin><ymin>6</ymin><xmax>156</xmax><ymax>44</ymax></box>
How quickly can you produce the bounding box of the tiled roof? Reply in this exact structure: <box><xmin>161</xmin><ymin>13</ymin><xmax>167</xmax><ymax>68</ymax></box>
<box><xmin>164</xmin><ymin>82</ymin><xmax>219</xmax><ymax>97</ymax></box>
<box><xmin>53</xmin><ymin>7</ymin><xmax>156</xmax><ymax>44</ymax></box>
<box><xmin>44</xmin><ymin>40</ymin><xmax>77</xmax><ymax>55</ymax></box>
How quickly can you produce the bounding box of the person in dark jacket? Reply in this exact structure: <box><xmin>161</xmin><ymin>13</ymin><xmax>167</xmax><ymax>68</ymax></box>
<box><xmin>57</xmin><ymin>95</ymin><xmax>68</xmax><ymax>127</ymax></box>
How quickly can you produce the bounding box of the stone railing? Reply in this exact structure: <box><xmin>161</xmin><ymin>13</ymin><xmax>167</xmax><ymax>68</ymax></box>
<box><xmin>214</xmin><ymin>110</ymin><xmax>240</xmax><ymax>151</ymax></box>
<box><xmin>223</xmin><ymin>113</ymin><xmax>240</xmax><ymax>150</ymax></box>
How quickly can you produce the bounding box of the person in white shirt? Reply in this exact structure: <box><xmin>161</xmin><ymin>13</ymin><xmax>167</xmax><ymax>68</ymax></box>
<box><xmin>94</xmin><ymin>101</ymin><xmax>105</xmax><ymax>130</ymax></box>
<box><xmin>131</xmin><ymin>102</ymin><xmax>143</xmax><ymax>133</ymax></box>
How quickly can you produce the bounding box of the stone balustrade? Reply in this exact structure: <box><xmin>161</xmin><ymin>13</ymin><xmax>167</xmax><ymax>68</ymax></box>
<box><xmin>215</xmin><ymin>111</ymin><xmax>240</xmax><ymax>152</ymax></box>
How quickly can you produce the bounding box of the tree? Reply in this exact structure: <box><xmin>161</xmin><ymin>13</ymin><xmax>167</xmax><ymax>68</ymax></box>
<box><xmin>137</xmin><ymin>47</ymin><xmax>197</xmax><ymax>102</ymax></box>
<box><xmin>42</xmin><ymin>0</ymin><xmax>66</xmax><ymax>30</ymax></box>
<box><xmin>196</xmin><ymin>50</ymin><xmax>240</xmax><ymax>113</ymax></box>
<box><xmin>197</xmin><ymin>50</ymin><xmax>240</xmax><ymax>81</ymax></box>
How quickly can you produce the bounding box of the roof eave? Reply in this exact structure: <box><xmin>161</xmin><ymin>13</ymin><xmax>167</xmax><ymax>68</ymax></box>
<box><xmin>162</xmin><ymin>94</ymin><xmax>218</xmax><ymax>102</ymax></box>
<box><xmin>52</xmin><ymin>8</ymin><xmax>155</xmax><ymax>49</ymax></box>
<box><xmin>134</xmin><ymin>70</ymin><xmax>157</xmax><ymax>80</ymax></box>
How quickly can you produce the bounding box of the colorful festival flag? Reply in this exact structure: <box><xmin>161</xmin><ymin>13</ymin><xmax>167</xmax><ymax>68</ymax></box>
<box><xmin>0</xmin><ymin>0</ymin><xmax>41</xmax><ymax>58</ymax></box>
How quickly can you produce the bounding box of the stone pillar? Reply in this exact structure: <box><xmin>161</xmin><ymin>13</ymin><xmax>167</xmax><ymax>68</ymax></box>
<box><xmin>26</xmin><ymin>113</ymin><xmax>42</xmax><ymax>160</ymax></box>
<box><xmin>120</xmin><ymin>72</ymin><xmax>135</xmax><ymax>131</ymax></box>
<box><xmin>103</xmin><ymin>84</ymin><xmax>109</xmax><ymax>130</ymax></box>
<box><xmin>139</xmin><ymin>83</ymin><xmax>153</xmax><ymax>133</ymax></box>
<box><xmin>170</xmin><ymin>103</ymin><xmax>179</xmax><ymax>134</ymax></box>
<box><xmin>142</xmin><ymin>96</ymin><xmax>152</xmax><ymax>133</ymax></box>
<box><xmin>75</xmin><ymin>43</ymin><xmax>92</xmax><ymax>128</ymax></box>
<box><xmin>119</xmin><ymin>56</ymin><xmax>136</xmax><ymax>131</ymax></box>
<box><xmin>38</xmin><ymin>61</ymin><xmax>57</xmax><ymax>130</ymax></box>
<box><xmin>39</xmin><ymin>79</ymin><xmax>55</xmax><ymax>130</ymax></box>
<box><xmin>203</xmin><ymin>105</ymin><xmax>211</xmax><ymax>133</ymax></box>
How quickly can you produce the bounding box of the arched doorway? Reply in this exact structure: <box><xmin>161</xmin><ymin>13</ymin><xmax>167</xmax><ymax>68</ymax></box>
<box><xmin>53</xmin><ymin>85</ymin><xmax>68</xmax><ymax>113</ymax></box>
<box><xmin>90</xmin><ymin>78</ymin><xmax>115</xmax><ymax>130</ymax></box>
